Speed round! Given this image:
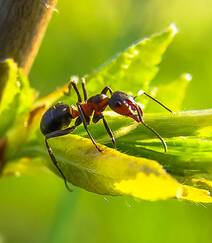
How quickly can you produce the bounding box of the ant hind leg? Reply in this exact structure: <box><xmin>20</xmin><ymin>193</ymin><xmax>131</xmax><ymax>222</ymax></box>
<box><xmin>45</xmin><ymin>126</ymin><xmax>76</xmax><ymax>192</ymax></box>
<box><xmin>65</xmin><ymin>79</ymin><xmax>83</xmax><ymax>102</ymax></box>
<box><xmin>81</xmin><ymin>77</ymin><xmax>88</xmax><ymax>101</ymax></box>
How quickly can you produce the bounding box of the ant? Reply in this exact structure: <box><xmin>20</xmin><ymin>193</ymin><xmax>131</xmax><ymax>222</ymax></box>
<box><xmin>40</xmin><ymin>78</ymin><xmax>172</xmax><ymax>191</ymax></box>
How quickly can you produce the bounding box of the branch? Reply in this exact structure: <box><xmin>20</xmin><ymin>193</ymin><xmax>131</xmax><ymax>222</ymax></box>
<box><xmin>0</xmin><ymin>0</ymin><xmax>57</xmax><ymax>74</ymax></box>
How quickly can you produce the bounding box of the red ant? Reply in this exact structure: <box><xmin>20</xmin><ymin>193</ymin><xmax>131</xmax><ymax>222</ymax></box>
<box><xmin>40</xmin><ymin>78</ymin><xmax>172</xmax><ymax>191</ymax></box>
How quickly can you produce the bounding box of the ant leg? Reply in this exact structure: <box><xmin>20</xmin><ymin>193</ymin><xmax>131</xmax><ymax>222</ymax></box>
<box><xmin>65</xmin><ymin>80</ymin><xmax>82</xmax><ymax>102</ymax></box>
<box><xmin>136</xmin><ymin>105</ymin><xmax>167</xmax><ymax>152</ymax></box>
<box><xmin>81</xmin><ymin>77</ymin><xmax>88</xmax><ymax>101</ymax></box>
<box><xmin>102</xmin><ymin>116</ymin><xmax>116</xmax><ymax>148</ymax></box>
<box><xmin>77</xmin><ymin>103</ymin><xmax>102</xmax><ymax>152</ymax></box>
<box><xmin>45</xmin><ymin>126</ymin><xmax>76</xmax><ymax>192</ymax></box>
<box><xmin>101</xmin><ymin>86</ymin><xmax>113</xmax><ymax>95</ymax></box>
<box><xmin>92</xmin><ymin>113</ymin><xmax>115</xmax><ymax>147</ymax></box>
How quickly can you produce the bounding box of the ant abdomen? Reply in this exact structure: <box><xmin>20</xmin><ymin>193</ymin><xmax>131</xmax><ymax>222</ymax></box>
<box><xmin>40</xmin><ymin>103</ymin><xmax>72</xmax><ymax>135</ymax></box>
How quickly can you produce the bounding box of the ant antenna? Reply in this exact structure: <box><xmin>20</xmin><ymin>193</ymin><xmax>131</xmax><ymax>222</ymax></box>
<box><xmin>143</xmin><ymin>92</ymin><xmax>173</xmax><ymax>113</ymax></box>
<box><xmin>136</xmin><ymin>105</ymin><xmax>167</xmax><ymax>152</ymax></box>
<box><xmin>140</xmin><ymin>120</ymin><xmax>167</xmax><ymax>152</ymax></box>
<box><xmin>45</xmin><ymin>138</ymin><xmax>73</xmax><ymax>192</ymax></box>
<box><xmin>136</xmin><ymin>90</ymin><xmax>172</xmax><ymax>113</ymax></box>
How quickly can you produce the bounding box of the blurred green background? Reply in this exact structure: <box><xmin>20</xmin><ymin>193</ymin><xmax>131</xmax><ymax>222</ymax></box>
<box><xmin>1</xmin><ymin>0</ymin><xmax>212</xmax><ymax>242</ymax></box>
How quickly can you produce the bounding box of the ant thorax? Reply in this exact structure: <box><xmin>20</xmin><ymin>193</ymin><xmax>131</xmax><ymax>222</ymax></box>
<box><xmin>87</xmin><ymin>94</ymin><xmax>109</xmax><ymax>113</ymax></box>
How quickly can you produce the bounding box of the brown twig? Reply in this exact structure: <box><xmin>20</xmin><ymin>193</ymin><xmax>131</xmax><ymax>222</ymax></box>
<box><xmin>0</xmin><ymin>0</ymin><xmax>57</xmax><ymax>74</ymax></box>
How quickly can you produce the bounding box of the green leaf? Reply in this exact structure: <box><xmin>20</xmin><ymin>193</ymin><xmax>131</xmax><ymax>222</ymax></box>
<box><xmin>2</xmin><ymin>157</ymin><xmax>44</xmax><ymax>177</ymax></box>
<box><xmin>145</xmin><ymin>73</ymin><xmax>192</xmax><ymax>112</ymax></box>
<box><xmin>69</xmin><ymin>110</ymin><xmax>212</xmax><ymax>180</ymax></box>
<box><xmin>0</xmin><ymin>59</ymin><xmax>20</xmax><ymax>136</ymax></box>
<box><xmin>87</xmin><ymin>23</ymin><xmax>178</xmax><ymax>94</ymax></box>
<box><xmin>115</xmin><ymin>109</ymin><xmax>212</xmax><ymax>141</ymax></box>
<box><xmin>0</xmin><ymin>59</ymin><xmax>36</xmax><ymax>137</ymax></box>
<box><xmin>113</xmin><ymin>110</ymin><xmax>212</xmax><ymax>177</ymax></box>
<box><xmin>31</xmin><ymin>23</ymin><xmax>179</xmax><ymax>130</ymax></box>
<box><xmin>16</xmin><ymin>68</ymin><xmax>36</xmax><ymax>115</ymax></box>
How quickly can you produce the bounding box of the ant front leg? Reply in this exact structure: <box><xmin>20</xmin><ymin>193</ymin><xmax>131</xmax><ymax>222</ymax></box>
<box><xmin>65</xmin><ymin>80</ymin><xmax>83</xmax><ymax>102</ymax></box>
<box><xmin>77</xmin><ymin>103</ymin><xmax>102</xmax><ymax>152</ymax></box>
<box><xmin>81</xmin><ymin>77</ymin><xmax>88</xmax><ymax>101</ymax></box>
<box><xmin>66</xmin><ymin>78</ymin><xmax>88</xmax><ymax>102</ymax></box>
<box><xmin>45</xmin><ymin>126</ymin><xmax>76</xmax><ymax>192</ymax></box>
<box><xmin>101</xmin><ymin>86</ymin><xmax>113</xmax><ymax>96</ymax></box>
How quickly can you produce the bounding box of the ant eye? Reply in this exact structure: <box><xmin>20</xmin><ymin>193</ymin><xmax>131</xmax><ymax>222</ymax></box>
<box><xmin>62</xmin><ymin>107</ymin><xmax>68</xmax><ymax>112</ymax></box>
<box><xmin>115</xmin><ymin>101</ymin><xmax>122</xmax><ymax>107</ymax></box>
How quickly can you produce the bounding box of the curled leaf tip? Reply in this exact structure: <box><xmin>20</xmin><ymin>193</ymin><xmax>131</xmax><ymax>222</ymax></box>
<box><xmin>169</xmin><ymin>23</ymin><xmax>178</xmax><ymax>36</ymax></box>
<box><xmin>182</xmin><ymin>73</ymin><xmax>192</xmax><ymax>82</ymax></box>
<box><xmin>178</xmin><ymin>185</ymin><xmax>212</xmax><ymax>203</ymax></box>
<box><xmin>70</xmin><ymin>75</ymin><xmax>79</xmax><ymax>83</ymax></box>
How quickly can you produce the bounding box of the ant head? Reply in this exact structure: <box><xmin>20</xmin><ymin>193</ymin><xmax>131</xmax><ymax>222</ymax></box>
<box><xmin>108</xmin><ymin>91</ymin><xmax>142</xmax><ymax>122</ymax></box>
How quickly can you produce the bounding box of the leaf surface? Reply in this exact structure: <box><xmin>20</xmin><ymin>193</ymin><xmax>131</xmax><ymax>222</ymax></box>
<box><xmin>87</xmin><ymin>23</ymin><xmax>178</xmax><ymax>95</ymax></box>
<box><xmin>0</xmin><ymin>59</ymin><xmax>20</xmax><ymax>136</ymax></box>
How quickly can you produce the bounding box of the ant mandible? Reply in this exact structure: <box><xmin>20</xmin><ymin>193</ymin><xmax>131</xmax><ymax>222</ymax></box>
<box><xmin>40</xmin><ymin>78</ymin><xmax>172</xmax><ymax>191</ymax></box>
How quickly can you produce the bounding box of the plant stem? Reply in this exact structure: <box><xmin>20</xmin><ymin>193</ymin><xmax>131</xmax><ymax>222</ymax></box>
<box><xmin>0</xmin><ymin>0</ymin><xmax>57</xmax><ymax>74</ymax></box>
<box><xmin>0</xmin><ymin>138</ymin><xmax>6</xmax><ymax>172</ymax></box>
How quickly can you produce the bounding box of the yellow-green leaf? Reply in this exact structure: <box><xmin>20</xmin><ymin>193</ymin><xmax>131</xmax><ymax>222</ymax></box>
<box><xmin>0</xmin><ymin>59</ymin><xmax>20</xmax><ymax>136</ymax></box>
<box><xmin>0</xmin><ymin>59</ymin><xmax>36</xmax><ymax>137</ymax></box>
<box><xmin>145</xmin><ymin>73</ymin><xmax>192</xmax><ymax>112</ymax></box>
<box><xmin>87</xmin><ymin>23</ymin><xmax>178</xmax><ymax>95</ymax></box>
<box><xmin>43</xmin><ymin>134</ymin><xmax>181</xmax><ymax>200</ymax></box>
<box><xmin>23</xmin><ymin>134</ymin><xmax>212</xmax><ymax>202</ymax></box>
